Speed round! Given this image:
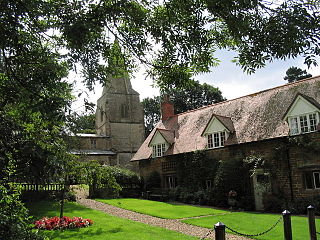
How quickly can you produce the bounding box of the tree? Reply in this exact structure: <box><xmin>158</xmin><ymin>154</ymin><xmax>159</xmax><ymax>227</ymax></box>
<box><xmin>167</xmin><ymin>81</ymin><xmax>226</xmax><ymax>114</ymax></box>
<box><xmin>0</xmin><ymin>26</ymin><xmax>73</xmax><ymax>183</ymax></box>
<box><xmin>54</xmin><ymin>0</ymin><xmax>320</xmax><ymax>89</ymax></box>
<box><xmin>1</xmin><ymin>3</ymin><xmax>74</xmax><ymax>235</ymax></box>
<box><xmin>142</xmin><ymin>80</ymin><xmax>225</xmax><ymax>134</ymax></box>
<box><xmin>142</xmin><ymin>96</ymin><xmax>161</xmax><ymax>136</ymax></box>
<box><xmin>0</xmin><ymin>184</ymin><xmax>45</xmax><ymax>240</ymax></box>
<box><xmin>284</xmin><ymin>67</ymin><xmax>312</xmax><ymax>83</ymax></box>
<box><xmin>0</xmin><ymin>0</ymin><xmax>318</xmax><ymax>197</ymax></box>
<box><xmin>2</xmin><ymin>1</ymin><xmax>320</xmax><ymax>92</ymax></box>
<box><xmin>68</xmin><ymin>113</ymin><xmax>96</xmax><ymax>134</ymax></box>
<box><xmin>0</xmin><ymin>1</ymin><xmax>319</xmax><ymax>236</ymax></box>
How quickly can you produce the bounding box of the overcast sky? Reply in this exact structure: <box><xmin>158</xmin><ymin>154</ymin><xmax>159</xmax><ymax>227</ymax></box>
<box><xmin>72</xmin><ymin>50</ymin><xmax>320</xmax><ymax>113</ymax></box>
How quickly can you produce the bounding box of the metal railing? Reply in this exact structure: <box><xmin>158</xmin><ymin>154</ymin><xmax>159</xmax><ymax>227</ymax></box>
<box><xmin>225</xmin><ymin>216</ymin><xmax>282</xmax><ymax>237</ymax></box>
<box><xmin>201</xmin><ymin>206</ymin><xmax>318</xmax><ymax>240</ymax></box>
<box><xmin>15</xmin><ymin>183</ymin><xmax>65</xmax><ymax>191</ymax></box>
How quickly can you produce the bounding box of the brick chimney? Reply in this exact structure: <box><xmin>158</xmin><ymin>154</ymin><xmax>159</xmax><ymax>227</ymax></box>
<box><xmin>161</xmin><ymin>95</ymin><xmax>174</xmax><ymax>121</ymax></box>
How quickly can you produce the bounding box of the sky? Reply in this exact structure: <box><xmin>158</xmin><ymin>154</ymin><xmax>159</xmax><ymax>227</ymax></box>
<box><xmin>71</xmin><ymin>50</ymin><xmax>320</xmax><ymax>114</ymax></box>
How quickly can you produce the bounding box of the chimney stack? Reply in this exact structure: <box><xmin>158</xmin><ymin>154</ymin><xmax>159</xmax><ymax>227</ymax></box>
<box><xmin>161</xmin><ymin>95</ymin><xmax>174</xmax><ymax>121</ymax></box>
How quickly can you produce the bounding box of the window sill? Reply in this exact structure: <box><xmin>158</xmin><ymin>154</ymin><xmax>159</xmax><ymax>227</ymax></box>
<box><xmin>289</xmin><ymin>130</ymin><xmax>318</xmax><ymax>136</ymax></box>
<box><xmin>207</xmin><ymin>146</ymin><xmax>225</xmax><ymax>150</ymax></box>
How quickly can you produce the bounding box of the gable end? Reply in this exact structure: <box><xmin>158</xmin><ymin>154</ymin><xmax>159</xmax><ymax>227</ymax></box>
<box><xmin>201</xmin><ymin>114</ymin><xmax>233</xmax><ymax>136</ymax></box>
<box><xmin>283</xmin><ymin>94</ymin><xmax>320</xmax><ymax>120</ymax></box>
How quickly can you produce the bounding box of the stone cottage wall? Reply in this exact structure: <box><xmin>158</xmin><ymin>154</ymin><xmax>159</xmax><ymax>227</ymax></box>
<box><xmin>138</xmin><ymin>132</ymin><xmax>320</xmax><ymax>201</ymax></box>
<box><xmin>287</xmin><ymin>132</ymin><xmax>320</xmax><ymax>199</ymax></box>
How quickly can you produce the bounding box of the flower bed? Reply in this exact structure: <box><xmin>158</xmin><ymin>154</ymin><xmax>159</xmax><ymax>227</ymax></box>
<box><xmin>34</xmin><ymin>216</ymin><xmax>93</xmax><ymax>230</ymax></box>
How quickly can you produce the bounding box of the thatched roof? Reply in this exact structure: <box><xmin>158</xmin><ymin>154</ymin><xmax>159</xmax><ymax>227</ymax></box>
<box><xmin>132</xmin><ymin>76</ymin><xmax>320</xmax><ymax>161</ymax></box>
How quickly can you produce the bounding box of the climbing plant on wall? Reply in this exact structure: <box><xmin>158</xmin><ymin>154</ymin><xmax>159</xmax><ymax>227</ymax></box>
<box><xmin>176</xmin><ymin>151</ymin><xmax>219</xmax><ymax>192</ymax></box>
<box><xmin>213</xmin><ymin>157</ymin><xmax>251</xmax><ymax>207</ymax></box>
<box><xmin>173</xmin><ymin>150</ymin><xmax>252</xmax><ymax>208</ymax></box>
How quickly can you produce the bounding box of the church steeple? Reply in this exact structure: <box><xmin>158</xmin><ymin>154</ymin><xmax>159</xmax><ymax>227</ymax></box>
<box><xmin>102</xmin><ymin>75</ymin><xmax>137</xmax><ymax>95</ymax></box>
<box><xmin>95</xmin><ymin>75</ymin><xmax>145</xmax><ymax>169</ymax></box>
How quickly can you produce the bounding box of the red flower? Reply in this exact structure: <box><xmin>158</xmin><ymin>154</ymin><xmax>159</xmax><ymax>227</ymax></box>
<box><xmin>34</xmin><ymin>216</ymin><xmax>93</xmax><ymax>230</ymax></box>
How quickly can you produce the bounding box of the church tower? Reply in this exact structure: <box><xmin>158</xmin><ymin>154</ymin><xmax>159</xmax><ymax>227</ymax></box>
<box><xmin>95</xmin><ymin>75</ymin><xmax>145</xmax><ymax>169</ymax></box>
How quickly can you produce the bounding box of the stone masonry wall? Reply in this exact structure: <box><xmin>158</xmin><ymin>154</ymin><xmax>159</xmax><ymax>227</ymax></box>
<box><xmin>138</xmin><ymin>132</ymin><xmax>320</xmax><ymax>200</ymax></box>
<box><xmin>287</xmin><ymin>132</ymin><xmax>320</xmax><ymax>199</ymax></box>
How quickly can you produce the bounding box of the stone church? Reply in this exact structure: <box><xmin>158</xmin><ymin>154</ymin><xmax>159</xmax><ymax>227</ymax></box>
<box><xmin>72</xmin><ymin>76</ymin><xmax>145</xmax><ymax>170</ymax></box>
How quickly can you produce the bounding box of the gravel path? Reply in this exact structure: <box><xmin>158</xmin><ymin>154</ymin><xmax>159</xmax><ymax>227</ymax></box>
<box><xmin>76</xmin><ymin>195</ymin><xmax>250</xmax><ymax>240</ymax></box>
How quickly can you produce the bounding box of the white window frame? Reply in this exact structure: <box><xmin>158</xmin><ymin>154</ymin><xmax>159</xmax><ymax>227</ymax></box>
<box><xmin>207</xmin><ymin>134</ymin><xmax>213</xmax><ymax>148</ymax></box>
<box><xmin>167</xmin><ymin>176</ymin><xmax>177</xmax><ymax>189</ymax></box>
<box><xmin>288</xmin><ymin>112</ymin><xmax>319</xmax><ymax>135</ymax></box>
<box><xmin>305</xmin><ymin>171</ymin><xmax>320</xmax><ymax>190</ymax></box>
<box><xmin>152</xmin><ymin>143</ymin><xmax>167</xmax><ymax>158</ymax></box>
<box><xmin>313</xmin><ymin>172</ymin><xmax>320</xmax><ymax>189</ymax></box>
<box><xmin>207</xmin><ymin>131</ymin><xmax>227</xmax><ymax>149</ymax></box>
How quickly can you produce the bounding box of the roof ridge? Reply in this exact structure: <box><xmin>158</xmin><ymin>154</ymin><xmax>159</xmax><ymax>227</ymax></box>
<box><xmin>172</xmin><ymin>74</ymin><xmax>320</xmax><ymax>117</ymax></box>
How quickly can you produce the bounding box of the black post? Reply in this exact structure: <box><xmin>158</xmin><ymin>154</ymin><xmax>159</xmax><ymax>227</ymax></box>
<box><xmin>214</xmin><ymin>222</ymin><xmax>226</xmax><ymax>240</ymax></box>
<box><xmin>60</xmin><ymin>176</ymin><xmax>68</xmax><ymax>219</ymax></box>
<box><xmin>282</xmin><ymin>210</ymin><xmax>292</xmax><ymax>240</ymax></box>
<box><xmin>308</xmin><ymin>205</ymin><xmax>317</xmax><ymax>240</ymax></box>
<box><xmin>60</xmin><ymin>185</ymin><xmax>65</xmax><ymax>218</ymax></box>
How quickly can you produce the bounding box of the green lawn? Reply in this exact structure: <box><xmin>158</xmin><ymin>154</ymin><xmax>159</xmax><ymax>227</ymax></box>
<box><xmin>96</xmin><ymin>198</ymin><xmax>320</xmax><ymax>239</ymax></box>
<box><xmin>96</xmin><ymin>198</ymin><xmax>229</xmax><ymax>219</ymax></box>
<box><xmin>182</xmin><ymin>211</ymin><xmax>320</xmax><ymax>240</ymax></box>
<box><xmin>26</xmin><ymin>201</ymin><xmax>198</xmax><ymax>240</ymax></box>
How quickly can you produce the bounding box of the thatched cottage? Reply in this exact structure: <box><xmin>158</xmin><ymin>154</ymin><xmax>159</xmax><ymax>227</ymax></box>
<box><xmin>132</xmin><ymin>76</ymin><xmax>320</xmax><ymax>210</ymax></box>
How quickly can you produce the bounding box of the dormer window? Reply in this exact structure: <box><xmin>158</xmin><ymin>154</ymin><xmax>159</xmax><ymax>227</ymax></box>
<box><xmin>207</xmin><ymin>131</ymin><xmax>226</xmax><ymax>149</ymax></box>
<box><xmin>289</xmin><ymin>113</ymin><xmax>319</xmax><ymax>135</ymax></box>
<box><xmin>152</xmin><ymin>143</ymin><xmax>167</xmax><ymax>157</ymax></box>
<box><xmin>148</xmin><ymin>129</ymin><xmax>173</xmax><ymax>158</ymax></box>
<box><xmin>202</xmin><ymin>114</ymin><xmax>234</xmax><ymax>150</ymax></box>
<box><xmin>284</xmin><ymin>94</ymin><xmax>320</xmax><ymax>136</ymax></box>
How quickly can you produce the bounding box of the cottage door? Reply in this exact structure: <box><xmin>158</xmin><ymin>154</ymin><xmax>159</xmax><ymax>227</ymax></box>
<box><xmin>252</xmin><ymin>169</ymin><xmax>271</xmax><ymax>211</ymax></box>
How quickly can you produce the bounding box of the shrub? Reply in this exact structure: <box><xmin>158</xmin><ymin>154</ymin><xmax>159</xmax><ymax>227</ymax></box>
<box><xmin>67</xmin><ymin>159</ymin><xmax>87</xmax><ymax>185</ymax></box>
<box><xmin>193</xmin><ymin>190</ymin><xmax>206</xmax><ymax>205</ymax></box>
<box><xmin>80</xmin><ymin>161</ymin><xmax>142</xmax><ymax>198</ymax></box>
<box><xmin>263</xmin><ymin>194</ymin><xmax>284</xmax><ymax>213</ymax></box>
<box><xmin>0</xmin><ymin>183</ymin><xmax>45</xmax><ymax>240</ymax></box>
<box><xmin>34</xmin><ymin>216</ymin><xmax>93</xmax><ymax>230</ymax></box>
<box><xmin>47</xmin><ymin>189</ymin><xmax>76</xmax><ymax>202</ymax></box>
<box><xmin>106</xmin><ymin>166</ymin><xmax>141</xmax><ymax>188</ymax></box>
<box><xmin>168</xmin><ymin>188</ymin><xmax>179</xmax><ymax>201</ymax></box>
<box><xmin>179</xmin><ymin>190</ymin><xmax>195</xmax><ymax>204</ymax></box>
<box><xmin>237</xmin><ymin>196</ymin><xmax>255</xmax><ymax>211</ymax></box>
<box><xmin>106</xmin><ymin>166</ymin><xmax>141</xmax><ymax>197</ymax></box>
<box><xmin>145</xmin><ymin>171</ymin><xmax>161</xmax><ymax>189</ymax></box>
<box><xmin>82</xmin><ymin>161</ymin><xmax>121</xmax><ymax>195</ymax></box>
<box><xmin>204</xmin><ymin>190</ymin><xmax>216</xmax><ymax>206</ymax></box>
<box><xmin>285</xmin><ymin>196</ymin><xmax>320</xmax><ymax>215</ymax></box>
